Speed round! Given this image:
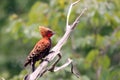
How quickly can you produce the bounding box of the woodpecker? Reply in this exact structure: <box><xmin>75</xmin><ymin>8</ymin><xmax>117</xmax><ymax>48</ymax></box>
<box><xmin>24</xmin><ymin>26</ymin><xmax>54</xmax><ymax>72</ymax></box>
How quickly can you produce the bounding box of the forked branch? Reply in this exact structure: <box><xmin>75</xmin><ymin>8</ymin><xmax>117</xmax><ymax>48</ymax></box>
<box><xmin>24</xmin><ymin>0</ymin><xmax>87</xmax><ymax>80</ymax></box>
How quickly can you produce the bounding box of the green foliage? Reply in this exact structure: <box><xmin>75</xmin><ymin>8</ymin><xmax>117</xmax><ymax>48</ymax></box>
<box><xmin>108</xmin><ymin>69</ymin><xmax>120</xmax><ymax>80</ymax></box>
<box><xmin>0</xmin><ymin>0</ymin><xmax>120</xmax><ymax>80</ymax></box>
<box><xmin>85</xmin><ymin>49</ymin><xmax>99</xmax><ymax>69</ymax></box>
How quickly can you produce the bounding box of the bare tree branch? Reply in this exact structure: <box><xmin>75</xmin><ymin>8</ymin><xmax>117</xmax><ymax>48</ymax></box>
<box><xmin>71</xmin><ymin>63</ymin><xmax>81</xmax><ymax>78</ymax></box>
<box><xmin>50</xmin><ymin>58</ymin><xmax>73</xmax><ymax>72</ymax></box>
<box><xmin>48</xmin><ymin>53</ymin><xmax>62</xmax><ymax>72</ymax></box>
<box><xmin>66</xmin><ymin>0</ymin><xmax>80</xmax><ymax>27</ymax></box>
<box><xmin>24</xmin><ymin>0</ymin><xmax>87</xmax><ymax>80</ymax></box>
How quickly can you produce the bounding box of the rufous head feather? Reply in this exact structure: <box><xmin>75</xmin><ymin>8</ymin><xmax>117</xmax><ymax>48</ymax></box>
<box><xmin>39</xmin><ymin>26</ymin><xmax>55</xmax><ymax>38</ymax></box>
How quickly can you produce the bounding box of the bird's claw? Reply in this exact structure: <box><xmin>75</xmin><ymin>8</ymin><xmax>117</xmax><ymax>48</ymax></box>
<box><xmin>42</xmin><ymin>58</ymin><xmax>50</xmax><ymax>62</ymax></box>
<box><xmin>49</xmin><ymin>51</ymin><xmax>54</xmax><ymax>53</ymax></box>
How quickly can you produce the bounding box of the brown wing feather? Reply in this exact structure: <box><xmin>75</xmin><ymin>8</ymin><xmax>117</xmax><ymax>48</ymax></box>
<box><xmin>24</xmin><ymin>38</ymin><xmax>51</xmax><ymax>67</ymax></box>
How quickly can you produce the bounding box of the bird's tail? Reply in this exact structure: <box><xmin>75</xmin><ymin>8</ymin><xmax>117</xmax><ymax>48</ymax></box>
<box><xmin>24</xmin><ymin>60</ymin><xmax>30</xmax><ymax>67</ymax></box>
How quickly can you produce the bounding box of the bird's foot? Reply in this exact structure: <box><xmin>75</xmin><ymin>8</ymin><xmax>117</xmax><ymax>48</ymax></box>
<box><xmin>42</xmin><ymin>58</ymin><xmax>50</xmax><ymax>63</ymax></box>
<box><xmin>49</xmin><ymin>51</ymin><xmax>54</xmax><ymax>54</ymax></box>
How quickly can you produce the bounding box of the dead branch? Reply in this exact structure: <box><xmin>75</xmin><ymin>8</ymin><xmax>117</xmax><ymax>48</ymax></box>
<box><xmin>24</xmin><ymin>0</ymin><xmax>87</xmax><ymax>80</ymax></box>
<box><xmin>49</xmin><ymin>58</ymin><xmax>73</xmax><ymax>72</ymax></box>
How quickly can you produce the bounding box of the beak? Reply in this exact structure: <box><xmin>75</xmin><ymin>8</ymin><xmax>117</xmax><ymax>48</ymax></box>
<box><xmin>52</xmin><ymin>32</ymin><xmax>55</xmax><ymax>35</ymax></box>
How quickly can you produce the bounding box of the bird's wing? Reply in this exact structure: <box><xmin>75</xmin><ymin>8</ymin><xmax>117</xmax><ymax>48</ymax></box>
<box><xmin>24</xmin><ymin>39</ymin><xmax>50</xmax><ymax>67</ymax></box>
<box><xmin>30</xmin><ymin>39</ymin><xmax>50</xmax><ymax>56</ymax></box>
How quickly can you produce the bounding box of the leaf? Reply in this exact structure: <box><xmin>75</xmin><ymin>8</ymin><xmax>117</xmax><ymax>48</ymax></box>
<box><xmin>28</xmin><ymin>1</ymin><xmax>49</xmax><ymax>25</ymax></box>
<box><xmin>114</xmin><ymin>31</ymin><xmax>120</xmax><ymax>40</ymax></box>
<box><xmin>84</xmin><ymin>49</ymin><xmax>99</xmax><ymax>69</ymax></box>
<box><xmin>98</xmin><ymin>55</ymin><xmax>111</xmax><ymax>69</ymax></box>
<box><xmin>108</xmin><ymin>69</ymin><xmax>120</xmax><ymax>80</ymax></box>
<box><xmin>95</xmin><ymin>34</ymin><xmax>104</xmax><ymax>47</ymax></box>
<box><xmin>100</xmin><ymin>69</ymin><xmax>110</xmax><ymax>80</ymax></box>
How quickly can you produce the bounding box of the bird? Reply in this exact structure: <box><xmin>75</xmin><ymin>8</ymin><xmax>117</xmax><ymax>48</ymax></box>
<box><xmin>24</xmin><ymin>26</ymin><xmax>55</xmax><ymax>72</ymax></box>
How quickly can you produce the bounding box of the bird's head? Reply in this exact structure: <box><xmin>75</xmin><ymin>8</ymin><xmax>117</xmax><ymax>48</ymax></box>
<box><xmin>39</xmin><ymin>26</ymin><xmax>55</xmax><ymax>38</ymax></box>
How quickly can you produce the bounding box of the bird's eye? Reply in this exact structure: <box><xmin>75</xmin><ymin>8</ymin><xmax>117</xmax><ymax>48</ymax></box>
<box><xmin>47</xmin><ymin>31</ymin><xmax>52</xmax><ymax>34</ymax></box>
<box><xmin>47</xmin><ymin>31</ymin><xmax>53</xmax><ymax>37</ymax></box>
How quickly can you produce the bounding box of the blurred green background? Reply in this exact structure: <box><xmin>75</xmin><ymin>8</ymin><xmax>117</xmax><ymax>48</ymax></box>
<box><xmin>0</xmin><ymin>0</ymin><xmax>120</xmax><ymax>80</ymax></box>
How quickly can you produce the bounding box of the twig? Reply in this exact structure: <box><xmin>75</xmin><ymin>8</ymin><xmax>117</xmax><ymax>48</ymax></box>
<box><xmin>71</xmin><ymin>63</ymin><xmax>81</xmax><ymax>78</ymax></box>
<box><xmin>51</xmin><ymin>58</ymin><xmax>73</xmax><ymax>72</ymax></box>
<box><xmin>48</xmin><ymin>53</ymin><xmax>62</xmax><ymax>72</ymax></box>
<box><xmin>71</xmin><ymin>8</ymin><xmax>87</xmax><ymax>30</ymax></box>
<box><xmin>66</xmin><ymin>0</ymin><xmax>80</xmax><ymax>28</ymax></box>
